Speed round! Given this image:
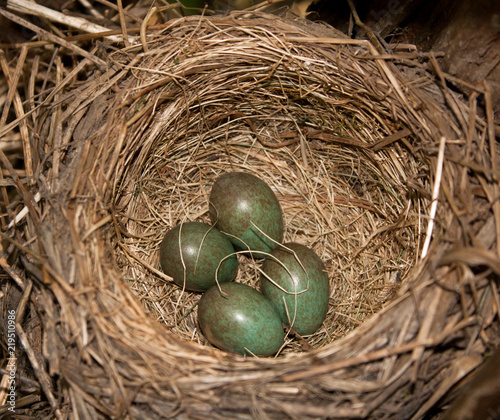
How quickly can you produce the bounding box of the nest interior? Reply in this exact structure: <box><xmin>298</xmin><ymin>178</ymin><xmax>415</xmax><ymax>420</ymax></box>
<box><xmin>113</xmin><ymin>20</ymin><xmax>425</xmax><ymax>352</ymax></box>
<box><xmin>1</xmin><ymin>11</ymin><xmax>500</xmax><ymax>420</ymax></box>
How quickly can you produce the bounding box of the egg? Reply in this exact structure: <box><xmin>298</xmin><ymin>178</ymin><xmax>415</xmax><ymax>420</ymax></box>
<box><xmin>159</xmin><ymin>222</ymin><xmax>238</xmax><ymax>292</ymax></box>
<box><xmin>198</xmin><ymin>282</ymin><xmax>285</xmax><ymax>356</ymax></box>
<box><xmin>260</xmin><ymin>243</ymin><xmax>329</xmax><ymax>335</ymax></box>
<box><xmin>208</xmin><ymin>172</ymin><xmax>284</xmax><ymax>257</ymax></box>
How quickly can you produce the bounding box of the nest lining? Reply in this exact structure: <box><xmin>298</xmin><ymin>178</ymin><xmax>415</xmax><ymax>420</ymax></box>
<box><xmin>105</xmin><ymin>18</ymin><xmax>427</xmax><ymax>354</ymax></box>
<box><xmin>118</xmin><ymin>139</ymin><xmax>419</xmax><ymax>352</ymax></box>
<box><xmin>1</xmin><ymin>10</ymin><xmax>499</xmax><ymax>420</ymax></box>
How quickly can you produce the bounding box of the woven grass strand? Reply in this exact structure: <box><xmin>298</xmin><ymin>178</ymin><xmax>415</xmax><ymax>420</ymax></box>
<box><xmin>1</xmin><ymin>12</ymin><xmax>499</xmax><ymax>419</ymax></box>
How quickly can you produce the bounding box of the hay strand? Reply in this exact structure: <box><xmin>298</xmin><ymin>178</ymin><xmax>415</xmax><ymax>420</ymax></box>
<box><xmin>7</xmin><ymin>0</ymin><xmax>131</xmax><ymax>44</ymax></box>
<box><xmin>1</xmin><ymin>10</ymin><xmax>499</xmax><ymax>419</ymax></box>
<box><xmin>420</xmin><ymin>135</ymin><xmax>446</xmax><ymax>259</ymax></box>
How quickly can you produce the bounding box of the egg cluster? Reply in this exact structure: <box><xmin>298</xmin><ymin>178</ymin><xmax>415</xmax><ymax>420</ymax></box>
<box><xmin>159</xmin><ymin>172</ymin><xmax>330</xmax><ymax>356</ymax></box>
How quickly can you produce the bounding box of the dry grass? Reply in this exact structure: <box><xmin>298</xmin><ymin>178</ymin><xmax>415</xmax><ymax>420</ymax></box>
<box><xmin>0</xmin><ymin>4</ymin><xmax>499</xmax><ymax>419</ymax></box>
<box><xmin>113</xmin><ymin>32</ymin><xmax>425</xmax><ymax>352</ymax></box>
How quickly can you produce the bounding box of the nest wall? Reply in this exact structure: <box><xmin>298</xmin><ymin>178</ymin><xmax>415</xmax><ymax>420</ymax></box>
<box><xmin>1</xmin><ymin>13</ymin><xmax>500</xmax><ymax>420</ymax></box>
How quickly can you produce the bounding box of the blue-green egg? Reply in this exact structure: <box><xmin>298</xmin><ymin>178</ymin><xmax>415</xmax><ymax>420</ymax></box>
<box><xmin>197</xmin><ymin>282</ymin><xmax>285</xmax><ymax>356</ymax></box>
<box><xmin>159</xmin><ymin>222</ymin><xmax>238</xmax><ymax>292</ymax></box>
<box><xmin>208</xmin><ymin>172</ymin><xmax>284</xmax><ymax>257</ymax></box>
<box><xmin>260</xmin><ymin>243</ymin><xmax>330</xmax><ymax>336</ymax></box>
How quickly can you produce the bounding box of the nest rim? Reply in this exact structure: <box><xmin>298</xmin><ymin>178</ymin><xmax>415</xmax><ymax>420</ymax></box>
<box><xmin>2</xmin><ymin>11</ymin><xmax>499</xmax><ymax>420</ymax></box>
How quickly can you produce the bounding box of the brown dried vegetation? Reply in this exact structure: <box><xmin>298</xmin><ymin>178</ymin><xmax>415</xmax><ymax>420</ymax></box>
<box><xmin>0</xmin><ymin>2</ymin><xmax>499</xmax><ymax>419</ymax></box>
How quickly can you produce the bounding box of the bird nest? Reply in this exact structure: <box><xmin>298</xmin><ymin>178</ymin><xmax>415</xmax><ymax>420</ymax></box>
<box><xmin>1</xmin><ymin>12</ymin><xmax>500</xmax><ymax>419</ymax></box>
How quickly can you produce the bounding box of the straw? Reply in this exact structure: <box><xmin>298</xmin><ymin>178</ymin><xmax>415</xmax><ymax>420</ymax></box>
<box><xmin>0</xmin><ymin>9</ymin><xmax>498</xmax><ymax>420</ymax></box>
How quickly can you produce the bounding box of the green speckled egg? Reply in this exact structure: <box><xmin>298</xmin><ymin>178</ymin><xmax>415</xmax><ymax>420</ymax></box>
<box><xmin>159</xmin><ymin>222</ymin><xmax>238</xmax><ymax>292</ymax></box>
<box><xmin>260</xmin><ymin>243</ymin><xmax>330</xmax><ymax>336</ymax></box>
<box><xmin>198</xmin><ymin>282</ymin><xmax>285</xmax><ymax>356</ymax></box>
<box><xmin>208</xmin><ymin>172</ymin><xmax>284</xmax><ymax>256</ymax></box>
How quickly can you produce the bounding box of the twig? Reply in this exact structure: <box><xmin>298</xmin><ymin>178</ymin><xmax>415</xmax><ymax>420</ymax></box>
<box><xmin>421</xmin><ymin>136</ymin><xmax>446</xmax><ymax>259</ymax></box>
<box><xmin>0</xmin><ymin>243</ymin><xmax>26</xmax><ymax>290</ymax></box>
<box><xmin>370</xmin><ymin>128</ymin><xmax>412</xmax><ymax>152</ymax></box>
<box><xmin>7</xmin><ymin>0</ymin><xmax>131</xmax><ymax>44</ymax></box>
<box><xmin>115</xmin><ymin>0</ymin><xmax>130</xmax><ymax>47</ymax></box>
